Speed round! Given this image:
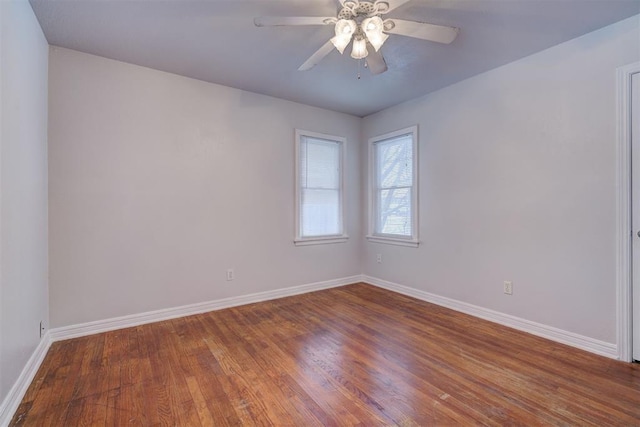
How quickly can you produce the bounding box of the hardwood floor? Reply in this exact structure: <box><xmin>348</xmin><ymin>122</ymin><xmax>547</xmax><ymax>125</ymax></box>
<box><xmin>11</xmin><ymin>283</ymin><xmax>640</xmax><ymax>426</ymax></box>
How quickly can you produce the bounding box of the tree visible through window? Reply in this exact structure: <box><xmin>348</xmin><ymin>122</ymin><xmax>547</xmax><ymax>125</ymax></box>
<box><xmin>369</xmin><ymin>126</ymin><xmax>418</xmax><ymax>246</ymax></box>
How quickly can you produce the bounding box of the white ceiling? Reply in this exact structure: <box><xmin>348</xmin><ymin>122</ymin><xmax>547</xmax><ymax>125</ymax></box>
<box><xmin>29</xmin><ymin>0</ymin><xmax>640</xmax><ymax>117</ymax></box>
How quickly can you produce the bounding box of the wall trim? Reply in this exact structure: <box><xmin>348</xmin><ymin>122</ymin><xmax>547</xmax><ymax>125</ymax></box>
<box><xmin>50</xmin><ymin>275</ymin><xmax>363</xmax><ymax>342</ymax></box>
<box><xmin>1</xmin><ymin>273</ymin><xmax>622</xmax><ymax>426</ymax></box>
<box><xmin>363</xmin><ymin>275</ymin><xmax>618</xmax><ymax>359</ymax></box>
<box><xmin>615</xmin><ymin>61</ymin><xmax>640</xmax><ymax>362</ymax></box>
<box><xmin>0</xmin><ymin>333</ymin><xmax>52</xmax><ymax>427</ymax></box>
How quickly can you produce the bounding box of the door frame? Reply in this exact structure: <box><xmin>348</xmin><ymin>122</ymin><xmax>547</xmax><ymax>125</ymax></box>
<box><xmin>616</xmin><ymin>61</ymin><xmax>640</xmax><ymax>362</ymax></box>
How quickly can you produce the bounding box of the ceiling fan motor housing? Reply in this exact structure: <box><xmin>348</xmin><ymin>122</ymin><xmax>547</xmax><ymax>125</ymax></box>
<box><xmin>338</xmin><ymin>1</ymin><xmax>390</xmax><ymax>21</ymax></box>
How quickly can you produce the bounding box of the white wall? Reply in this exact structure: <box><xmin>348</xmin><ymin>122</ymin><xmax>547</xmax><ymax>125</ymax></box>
<box><xmin>362</xmin><ymin>15</ymin><xmax>640</xmax><ymax>344</ymax></box>
<box><xmin>48</xmin><ymin>48</ymin><xmax>362</xmax><ymax>328</ymax></box>
<box><xmin>42</xmin><ymin>10</ymin><xmax>640</xmax><ymax>348</ymax></box>
<box><xmin>0</xmin><ymin>0</ymin><xmax>49</xmax><ymax>405</ymax></box>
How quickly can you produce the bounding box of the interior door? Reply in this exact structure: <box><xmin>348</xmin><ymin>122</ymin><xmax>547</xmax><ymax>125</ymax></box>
<box><xmin>632</xmin><ymin>71</ymin><xmax>640</xmax><ymax>362</ymax></box>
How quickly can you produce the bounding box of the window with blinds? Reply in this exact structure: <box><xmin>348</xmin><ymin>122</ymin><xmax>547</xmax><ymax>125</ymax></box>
<box><xmin>368</xmin><ymin>126</ymin><xmax>419</xmax><ymax>247</ymax></box>
<box><xmin>295</xmin><ymin>130</ymin><xmax>347</xmax><ymax>246</ymax></box>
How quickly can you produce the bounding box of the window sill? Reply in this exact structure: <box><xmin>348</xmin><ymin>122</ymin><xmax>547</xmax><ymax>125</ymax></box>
<box><xmin>294</xmin><ymin>235</ymin><xmax>349</xmax><ymax>246</ymax></box>
<box><xmin>366</xmin><ymin>235</ymin><xmax>419</xmax><ymax>248</ymax></box>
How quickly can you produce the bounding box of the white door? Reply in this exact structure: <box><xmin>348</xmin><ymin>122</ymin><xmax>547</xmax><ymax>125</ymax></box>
<box><xmin>632</xmin><ymin>71</ymin><xmax>640</xmax><ymax>361</ymax></box>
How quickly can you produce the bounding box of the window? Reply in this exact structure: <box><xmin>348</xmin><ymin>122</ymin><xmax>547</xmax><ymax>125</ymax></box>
<box><xmin>295</xmin><ymin>130</ymin><xmax>348</xmax><ymax>246</ymax></box>
<box><xmin>368</xmin><ymin>126</ymin><xmax>418</xmax><ymax>247</ymax></box>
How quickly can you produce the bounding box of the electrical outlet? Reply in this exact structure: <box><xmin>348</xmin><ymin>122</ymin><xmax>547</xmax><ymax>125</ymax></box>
<box><xmin>503</xmin><ymin>281</ymin><xmax>513</xmax><ymax>295</ymax></box>
<box><xmin>226</xmin><ymin>269</ymin><xmax>234</xmax><ymax>281</ymax></box>
<box><xmin>376</xmin><ymin>254</ymin><xmax>382</xmax><ymax>264</ymax></box>
<box><xmin>39</xmin><ymin>321</ymin><xmax>45</xmax><ymax>338</ymax></box>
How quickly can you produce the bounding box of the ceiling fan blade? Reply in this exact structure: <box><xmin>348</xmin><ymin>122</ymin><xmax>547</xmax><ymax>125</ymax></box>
<box><xmin>298</xmin><ymin>40</ymin><xmax>335</xmax><ymax>71</ymax></box>
<box><xmin>254</xmin><ymin>16</ymin><xmax>335</xmax><ymax>27</ymax></box>
<box><xmin>385</xmin><ymin>19</ymin><xmax>459</xmax><ymax>44</ymax></box>
<box><xmin>366</xmin><ymin>50</ymin><xmax>388</xmax><ymax>75</ymax></box>
<box><xmin>383</xmin><ymin>0</ymin><xmax>411</xmax><ymax>14</ymax></box>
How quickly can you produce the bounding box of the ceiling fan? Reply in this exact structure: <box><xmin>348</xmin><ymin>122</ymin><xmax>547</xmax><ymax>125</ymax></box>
<box><xmin>254</xmin><ymin>0</ymin><xmax>459</xmax><ymax>76</ymax></box>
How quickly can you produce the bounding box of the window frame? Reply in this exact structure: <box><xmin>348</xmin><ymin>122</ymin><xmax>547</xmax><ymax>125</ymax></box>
<box><xmin>294</xmin><ymin>129</ymin><xmax>348</xmax><ymax>246</ymax></box>
<box><xmin>367</xmin><ymin>125</ymin><xmax>419</xmax><ymax>247</ymax></box>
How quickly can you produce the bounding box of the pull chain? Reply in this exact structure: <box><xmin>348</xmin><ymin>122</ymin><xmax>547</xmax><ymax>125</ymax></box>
<box><xmin>356</xmin><ymin>59</ymin><xmax>369</xmax><ymax>80</ymax></box>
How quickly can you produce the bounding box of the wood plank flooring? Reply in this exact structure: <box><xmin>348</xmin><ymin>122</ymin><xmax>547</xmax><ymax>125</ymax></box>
<box><xmin>11</xmin><ymin>283</ymin><xmax>640</xmax><ymax>425</ymax></box>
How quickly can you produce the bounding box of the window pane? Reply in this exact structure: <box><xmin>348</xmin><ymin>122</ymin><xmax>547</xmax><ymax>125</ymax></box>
<box><xmin>301</xmin><ymin>137</ymin><xmax>340</xmax><ymax>189</ymax></box>
<box><xmin>369</xmin><ymin>126</ymin><xmax>417</xmax><ymax>243</ymax></box>
<box><xmin>376</xmin><ymin>135</ymin><xmax>412</xmax><ymax>189</ymax></box>
<box><xmin>296</xmin><ymin>131</ymin><xmax>345</xmax><ymax>242</ymax></box>
<box><xmin>301</xmin><ymin>189</ymin><xmax>340</xmax><ymax>236</ymax></box>
<box><xmin>377</xmin><ymin>187</ymin><xmax>411</xmax><ymax>236</ymax></box>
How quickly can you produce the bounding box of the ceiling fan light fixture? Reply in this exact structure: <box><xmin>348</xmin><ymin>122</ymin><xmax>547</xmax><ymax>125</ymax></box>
<box><xmin>350</xmin><ymin>37</ymin><xmax>368</xmax><ymax>59</ymax></box>
<box><xmin>335</xmin><ymin>19</ymin><xmax>356</xmax><ymax>37</ymax></box>
<box><xmin>331</xmin><ymin>35</ymin><xmax>351</xmax><ymax>54</ymax></box>
<box><xmin>367</xmin><ymin>31</ymin><xmax>388</xmax><ymax>52</ymax></box>
<box><xmin>331</xmin><ymin>19</ymin><xmax>357</xmax><ymax>54</ymax></box>
<box><xmin>362</xmin><ymin>16</ymin><xmax>388</xmax><ymax>51</ymax></box>
<box><xmin>363</xmin><ymin>16</ymin><xmax>383</xmax><ymax>33</ymax></box>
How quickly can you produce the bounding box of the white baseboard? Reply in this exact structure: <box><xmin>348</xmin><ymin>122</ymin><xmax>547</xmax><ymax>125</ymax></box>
<box><xmin>363</xmin><ymin>275</ymin><xmax>618</xmax><ymax>360</ymax></box>
<box><xmin>0</xmin><ymin>333</ymin><xmax>52</xmax><ymax>427</ymax></box>
<box><xmin>50</xmin><ymin>274</ymin><xmax>619</xmax><ymax>359</ymax></box>
<box><xmin>1</xmin><ymin>276</ymin><xmax>361</xmax><ymax>425</ymax></box>
<box><xmin>2</xmin><ymin>274</ymin><xmax>618</xmax><ymax>427</ymax></box>
<box><xmin>50</xmin><ymin>275</ymin><xmax>363</xmax><ymax>342</ymax></box>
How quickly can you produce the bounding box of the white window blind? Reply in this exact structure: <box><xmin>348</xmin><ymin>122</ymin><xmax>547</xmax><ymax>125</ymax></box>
<box><xmin>369</xmin><ymin>126</ymin><xmax>418</xmax><ymax>246</ymax></box>
<box><xmin>295</xmin><ymin>130</ymin><xmax>347</xmax><ymax>245</ymax></box>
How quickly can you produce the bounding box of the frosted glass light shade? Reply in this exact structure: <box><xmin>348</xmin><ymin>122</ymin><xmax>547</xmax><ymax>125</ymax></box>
<box><xmin>367</xmin><ymin>31</ymin><xmax>388</xmax><ymax>52</ymax></box>
<box><xmin>362</xmin><ymin>16</ymin><xmax>388</xmax><ymax>52</ymax></box>
<box><xmin>362</xmin><ymin>16</ymin><xmax>383</xmax><ymax>33</ymax></box>
<box><xmin>331</xmin><ymin>19</ymin><xmax>356</xmax><ymax>54</ymax></box>
<box><xmin>335</xmin><ymin>19</ymin><xmax>356</xmax><ymax>36</ymax></box>
<box><xmin>350</xmin><ymin>37</ymin><xmax>368</xmax><ymax>59</ymax></box>
<box><xmin>331</xmin><ymin>35</ymin><xmax>351</xmax><ymax>54</ymax></box>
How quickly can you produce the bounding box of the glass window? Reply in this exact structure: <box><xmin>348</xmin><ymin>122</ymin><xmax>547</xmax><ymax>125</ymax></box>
<box><xmin>295</xmin><ymin>130</ymin><xmax>348</xmax><ymax>246</ymax></box>
<box><xmin>368</xmin><ymin>126</ymin><xmax>418</xmax><ymax>247</ymax></box>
